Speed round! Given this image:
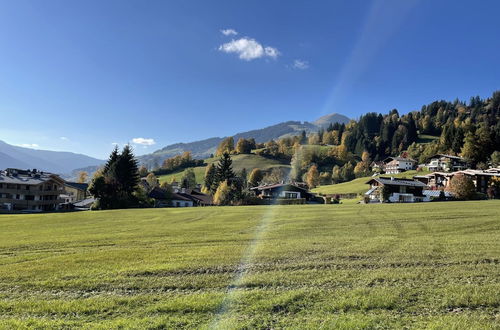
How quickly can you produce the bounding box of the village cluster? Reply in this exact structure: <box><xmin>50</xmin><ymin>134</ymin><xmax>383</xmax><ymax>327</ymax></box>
<box><xmin>0</xmin><ymin>154</ymin><xmax>499</xmax><ymax>212</ymax></box>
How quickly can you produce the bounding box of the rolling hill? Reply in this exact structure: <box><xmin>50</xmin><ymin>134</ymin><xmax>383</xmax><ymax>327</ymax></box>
<box><xmin>158</xmin><ymin>153</ymin><xmax>290</xmax><ymax>184</ymax></box>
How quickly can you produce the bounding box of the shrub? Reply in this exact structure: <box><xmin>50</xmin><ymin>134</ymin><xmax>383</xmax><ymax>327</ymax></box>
<box><xmin>448</xmin><ymin>174</ymin><xmax>476</xmax><ymax>200</ymax></box>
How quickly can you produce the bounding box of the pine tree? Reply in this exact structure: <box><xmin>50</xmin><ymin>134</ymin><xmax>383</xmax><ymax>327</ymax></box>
<box><xmin>215</xmin><ymin>153</ymin><xmax>235</xmax><ymax>187</ymax></box>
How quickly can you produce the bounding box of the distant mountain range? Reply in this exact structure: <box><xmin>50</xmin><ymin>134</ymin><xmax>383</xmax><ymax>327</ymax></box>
<box><xmin>0</xmin><ymin>112</ymin><xmax>349</xmax><ymax>175</ymax></box>
<box><xmin>138</xmin><ymin>113</ymin><xmax>350</xmax><ymax>167</ymax></box>
<box><xmin>0</xmin><ymin>140</ymin><xmax>104</xmax><ymax>176</ymax></box>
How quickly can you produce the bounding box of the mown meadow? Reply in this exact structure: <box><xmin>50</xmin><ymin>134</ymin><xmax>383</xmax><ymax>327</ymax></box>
<box><xmin>0</xmin><ymin>201</ymin><xmax>499</xmax><ymax>329</ymax></box>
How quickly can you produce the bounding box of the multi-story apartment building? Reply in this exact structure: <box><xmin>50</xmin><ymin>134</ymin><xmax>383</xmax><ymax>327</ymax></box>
<box><xmin>0</xmin><ymin>168</ymin><xmax>66</xmax><ymax>212</ymax></box>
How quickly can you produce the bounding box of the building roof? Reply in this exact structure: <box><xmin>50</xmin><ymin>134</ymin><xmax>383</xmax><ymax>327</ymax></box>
<box><xmin>184</xmin><ymin>189</ymin><xmax>213</xmax><ymax>204</ymax></box>
<box><xmin>73</xmin><ymin>197</ymin><xmax>95</xmax><ymax>207</ymax></box>
<box><xmin>366</xmin><ymin>177</ymin><xmax>427</xmax><ymax>187</ymax></box>
<box><xmin>171</xmin><ymin>193</ymin><xmax>193</xmax><ymax>202</ymax></box>
<box><xmin>65</xmin><ymin>182</ymin><xmax>89</xmax><ymax>191</ymax></box>
<box><xmin>383</xmin><ymin>156</ymin><xmax>416</xmax><ymax>163</ymax></box>
<box><xmin>0</xmin><ymin>169</ymin><xmax>64</xmax><ymax>185</ymax></box>
<box><xmin>427</xmin><ymin>154</ymin><xmax>466</xmax><ymax>161</ymax></box>
<box><xmin>423</xmin><ymin>190</ymin><xmax>453</xmax><ymax>197</ymax></box>
<box><xmin>250</xmin><ymin>183</ymin><xmax>309</xmax><ymax>192</ymax></box>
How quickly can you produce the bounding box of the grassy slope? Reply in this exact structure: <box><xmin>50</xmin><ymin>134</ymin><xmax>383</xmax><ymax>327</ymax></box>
<box><xmin>0</xmin><ymin>201</ymin><xmax>499</xmax><ymax>328</ymax></box>
<box><xmin>158</xmin><ymin>154</ymin><xmax>289</xmax><ymax>184</ymax></box>
<box><xmin>313</xmin><ymin>170</ymin><xmax>431</xmax><ymax>196</ymax></box>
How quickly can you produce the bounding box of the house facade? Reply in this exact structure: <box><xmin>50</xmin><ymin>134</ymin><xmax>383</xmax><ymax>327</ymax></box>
<box><xmin>426</xmin><ymin>154</ymin><xmax>467</xmax><ymax>172</ymax></box>
<box><xmin>0</xmin><ymin>168</ymin><xmax>66</xmax><ymax>211</ymax></box>
<box><xmin>365</xmin><ymin>177</ymin><xmax>428</xmax><ymax>203</ymax></box>
<box><xmin>148</xmin><ymin>186</ymin><xmax>212</xmax><ymax>207</ymax></box>
<box><xmin>383</xmin><ymin>157</ymin><xmax>416</xmax><ymax>174</ymax></box>
<box><xmin>250</xmin><ymin>183</ymin><xmax>315</xmax><ymax>202</ymax></box>
<box><xmin>62</xmin><ymin>182</ymin><xmax>88</xmax><ymax>204</ymax></box>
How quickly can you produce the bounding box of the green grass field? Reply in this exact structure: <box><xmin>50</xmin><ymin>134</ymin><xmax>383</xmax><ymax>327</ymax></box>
<box><xmin>0</xmin><ymin>201</ymin><xmax>499</xmax><ymax>328</ymax></box>
<box><xmin>158</xmin><ymin>154</ymin><xmax>289</xmax><ymax>185</ymax></box>
<box><xmin>313</xmin><ymin>170</ymin><xmax>431</xmax><ymax>196</ymax></box>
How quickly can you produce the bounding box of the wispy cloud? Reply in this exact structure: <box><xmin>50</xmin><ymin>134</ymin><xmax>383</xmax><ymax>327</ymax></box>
<box><xmin>221</xmin><ymin>28</ymin><xmax>238</xmax><ymax>36</ymax></box>
<box><xmin>60</xmin><ymin>136</ymin><xmax>69</xmax><ymax>141</ymax></box>
<box><xmin>219</xmin><ymin>37</ymin><xmax>280</xmax><ymax>61</ymax></box>
<box><xmin>18</xmin><ymin>143</ymin><xmax>39</xmax><ymax>148</ymax></box>
<box><xmin>111</xmin><ymin>142</ymin><xmax>119</xmax><ymax>146</ymax></box>
<box><xmin>292</xmin><ymin>59</ymin><xmax>309</xmax><ymax>70</ymax></box>
<box><xmin>132</xmin><ymin>137</ymin><xmax>156</xmax><ymax>146</ymax></box>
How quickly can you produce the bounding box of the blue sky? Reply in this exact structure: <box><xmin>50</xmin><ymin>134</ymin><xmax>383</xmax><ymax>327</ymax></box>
<box><xmin>1</xmin><ymin>0</ymin><xmax>499</xmax><ymax>159</ymax></box>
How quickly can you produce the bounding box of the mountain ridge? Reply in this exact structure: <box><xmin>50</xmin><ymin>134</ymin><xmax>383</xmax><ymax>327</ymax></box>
<box><xmin>138</xmin><ymin>113</ymin><xmax>350</xmax><ymax>167</ymax></box>
<box><xmin>0</xmin><ymin>140</ymin><xmax>104</xmax><ymax>175</ymax></box>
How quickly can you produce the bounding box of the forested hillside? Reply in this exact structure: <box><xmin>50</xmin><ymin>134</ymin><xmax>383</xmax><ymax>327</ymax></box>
<box><xmin>338</xmin><ymin>91</ymin><xmax>500</xmax><ymax>166</ymax></box>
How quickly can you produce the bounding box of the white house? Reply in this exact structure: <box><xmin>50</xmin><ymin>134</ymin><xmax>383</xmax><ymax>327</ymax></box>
<box><xmin>383</xmin><ymin>157</ymin><xmax>417</xmax><ymax>174</ymax></box>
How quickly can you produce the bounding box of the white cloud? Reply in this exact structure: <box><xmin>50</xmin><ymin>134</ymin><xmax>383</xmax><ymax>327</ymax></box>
<box><xmin>221</xmin><ymin>28</ymin><xmax>238</xmax><ymax>36</ymax></box>
<box><xmin>264</xmin><ymin>46</ymin><xmax>280</xmax><ymax>59</ymax></box>
<box><xmin>18</xmin><ymin>143</ymin><xmax>39</xmax><ymax>148</ymax></box>
<box><xmin>132</xmin><ymin>138</ymin><xmax>156</xmax><ymax>146</ymax></box>
<box><xmin>292</xmin><ymin>59</ymin><xmax>309</xmax><ymax>70</ymax></box>
<box><xmin>60</xmin><ymin>136</ymin><xmax>69</xmax><ymax>141</ymax></box>
<box><xmin>111</xmin><ymin>142</ymin><xmax>119</xmax><ymax>146</ymax></box>
<box><xmin>219</xmin><ymin>37</ymin><xmax>280</xmax><ymax>61</ymax></box>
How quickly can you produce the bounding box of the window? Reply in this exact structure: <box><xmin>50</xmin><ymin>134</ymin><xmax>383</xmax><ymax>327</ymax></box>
<box><xmin>26</xmin><ymin>185</ymin><xmax>30</xmax><ymax>191</ymax></box>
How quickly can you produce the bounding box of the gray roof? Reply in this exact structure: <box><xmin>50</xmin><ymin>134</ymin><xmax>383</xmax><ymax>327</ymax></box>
<box><xmin>423</xmin><ymin>190</ymin><xmax>453</xmax><ymax>197</ymax></box>
<box><xmin>368</xmin><ymin>177</ymin><xmax>427</xmax><ymax>187</ymax></box>
<box><xmin>0</xmin><ymin>173</ymin><xmax>52</xmax><ymax>185</ymax></box>
<box><xmin>383</xmin><ymin>156</ymin><xmax>416</xmax><ymax>163</ymax></box>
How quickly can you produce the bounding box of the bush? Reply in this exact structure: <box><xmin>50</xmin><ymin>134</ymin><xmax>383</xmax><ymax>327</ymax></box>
<box><xmin>448</xmin><ymin>174</ymin><xmax>476</xmax><ymax>200</ymax></box>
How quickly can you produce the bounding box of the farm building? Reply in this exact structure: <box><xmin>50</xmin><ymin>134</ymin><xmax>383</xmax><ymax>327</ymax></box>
<box><xmin>365</xmin><ymin>177</ymin><xmax>428</xmax><ymax>203</ymax></box>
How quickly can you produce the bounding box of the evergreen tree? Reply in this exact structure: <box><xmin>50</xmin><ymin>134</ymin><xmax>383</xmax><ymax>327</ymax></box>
<box><xmin>89</xmin><ymin>145</ymin><xmax>141</xmax><ymax>210</ymax></box>
<box><xmin>215</xmin><ymin>153</ymin><xmax>235</xmax><ymax>187</ymax></box>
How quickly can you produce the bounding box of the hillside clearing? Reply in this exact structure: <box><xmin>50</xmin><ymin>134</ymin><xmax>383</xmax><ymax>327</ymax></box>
<box><xmin>158</xmin><ymin>154</ymin><xmax>289</xmax><ymax>184</ymax></box>
<box><xmin>0</xmin><ymin>201</ymin><xmax>499</xmax><ymax>328</ymax></box>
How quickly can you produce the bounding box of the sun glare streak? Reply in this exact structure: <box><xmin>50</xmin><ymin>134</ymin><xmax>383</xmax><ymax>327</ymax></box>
<box><xmin>321</xmin><ymin>0</ymin><xmax>419</xmax><ymax>117</ymax></box>
<box><xmin>209</xmin><ymin>152</ymin><xmax>300</xmax><ymax>328</ymax></box>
